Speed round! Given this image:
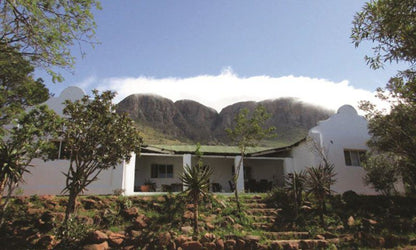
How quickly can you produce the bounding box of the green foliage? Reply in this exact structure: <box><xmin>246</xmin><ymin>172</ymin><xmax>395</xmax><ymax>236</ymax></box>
<box><xmin>305</xmin><ymin>164</ymin><xmax>336</xmax><ymax>227</ymax></box>
<box><xmin>55</xmin><ymin>217</ymin><xmax>93</xmax><ymax>249</ymax></box>
<box><xmin>226</xmin><ymin>105</ymin><xmax>276</xmax><ymax>152</ymax></box>
<box><xmin>179</xmin><ymin>144</ymin><xmax>213</xmax><ymax>233</ymax></box>
<box><xmin>352</xmin><ymin>0</ymin><xmax>416</xmax><ymax>70</ymax></box>
<box><xmin>0</xmin><ymin>0</ymin><xmax>101</xmax><ymax>81</ymax></box>
<box><xmin>226</xmin><ymin>105</ymin><xmax>275</xmax><ymax>213</ymax></box>
<box><xmin>60</xmin><ymin>90</ymin><xmax>143</xmax><ymax>221</ymax></box>
<box><xmin>0</xmin><ymin>44</ymin><xmax>60</xmax><ymax>217</ymax></box>
<box><xmin>363</xmin><ymin>152</ymin><xmax>400</xmax><ymax>195</ymax></box>
<box><xmin>353</xmin><ymin>0</ymin><xmax>416</xmax><ymax>196</ymax></box>
<box><xmin>285</xmin><ymin>170</ymin><xmax>307</xmax><ymax>209</ymax></box>
<box><xmin>0</xmin><ymin>44</ymin><xmax>49</xmax><ymax>129</ymax></box>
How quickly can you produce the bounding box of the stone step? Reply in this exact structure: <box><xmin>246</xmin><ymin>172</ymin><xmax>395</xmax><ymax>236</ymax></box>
<box><xmin>268</xmin><ymin>238</ymin><xmax>340</xmax><ymax>249</ymax></box>
<box><xmin>245</xmin><ymin>208</ymin><xmax>279</xmax><ymax>216</ymax></box>
<box><xmin>243</xmin><ymin>202</ymin><xmax>268</xmax><ymax>208</ymax></box>
<box><xmin>249</xmin><ymin>215</ymin><xmax>276</xmax><ymax>222</ymax></box>
<box><xmin>252</xmin><ymin>222</ymin><xmax>273</xmax><ymax>230</ymax></box>
<box><xmin>263</xmin><ymin>231</ymin><xmax>310</xmax><ymax>240</ymax></box>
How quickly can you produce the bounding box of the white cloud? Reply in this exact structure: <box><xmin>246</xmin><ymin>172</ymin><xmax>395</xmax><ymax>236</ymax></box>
<box><xmin>93</xmin><ymin>70</ymin><xmax>385</xmax><ymax>114</ymax></box>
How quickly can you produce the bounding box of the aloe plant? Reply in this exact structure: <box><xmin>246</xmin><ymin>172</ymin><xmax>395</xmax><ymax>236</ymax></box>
<box><xmin>179</xmin><ymin>144</ymin><xmax>213</xmax><ymax>233</ymax></box>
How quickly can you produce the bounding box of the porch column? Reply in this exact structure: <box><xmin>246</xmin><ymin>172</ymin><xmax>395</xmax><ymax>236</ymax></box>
<box><xmin>283</xmin><ymin>158</ymin><xmax>294</xmax><ymax>176</ymax></box>
<box><xmin>234</xmin><ymin>156</ymin><xmax>245</xmax><ymax>192</ymax></box>
<box><xmin>183</xmin><ymin>154</ymin><xmax>192</xmax><ymax>191</ymax></box>
<box><xmin>122</xmin><ymin>152</ymin><xmax>136</xmax><ymax>196</ymax></box>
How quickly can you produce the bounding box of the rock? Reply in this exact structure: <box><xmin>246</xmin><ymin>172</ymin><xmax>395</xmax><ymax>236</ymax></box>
<box><xmin>363</xmin><ymin>218</ymin><xmax>378</xmax><ymax>225</ymax></box>
<box><xmin>201</xmin><ymin>233</ymin><xmax>216</xmax><ymax>242</ymax></box>
<box><xmin>39</xmin><ymin>195</ymin><xmax>55</xmax><ymax>201</ymax></box>
<box><xmin>157</xmin><ymin>196</ymin><xmax>166</xmax><ymax>202</ymax></box>
<box><xmin>225</xmin><ymin>239</ymin><xmax>236</xmax><ymax>249</ymax></box>
<box><xmin>315</xmin><ymin>234</ymin><xmax>326</xmax><ymax>240</ymax></box>
<box><xmin>134</xmin><ymin>214</ymin><xmax>148</xmax><ymax>229</ymax></box>
<box><xmin>186</xmin><ymin>203</ymin><xmax>195</xmax><ymax>210</ymax></box>
<box><xmin>87</xmin><ymin>230</ymin><xmax>108</xmax><ymax>244</ymax></box>
<box><xmin>129</xmin><ymin>230</ymin><xmax>142</xmax><ymax>238</ymax></box>
<box><xmin>27</xmin><ymin>208</ymin><xmax>44</xmax><ymax>215</ymax></box>
<box><xmin>225</xmin><ymin>216</ymin><xmax>235</xmax><ymax>224</ymax></box>
<box><xmin>83</xmin><ymin>241</ymin><xmax>109</xmax><ymax>250</ymax></box>
<box><xmin>347</xmin><ymin>216</ymin><xmax>355</xmax><ymax>227</ymax></box>
<box><xmin>183</xmin><ymin>210</ymin><xmax>194</xmax><ymax>220</ymax></box>
<box><xmin>181</xmin><ymin>226</ymin><xmax>194</xmax><ymax>235</ymax></box>
<box><xmin>108</xmin><ymin>232</ymin><xmax>125</xmax><ymax>247</ymax></box>
<box><xmin>206</xmin><ymin>222</ymin><xmax>215</xmax><ymax>231</ymax></box>
<box><xmin>82</xmin><ymin>198</ymin><xmax>98</xmax><ymax>209</ymax></box>
<box><xmin>214</xmin><ymin>208</ymin><xmax>222</xmax><ymax>214</ymax></box>
<box><xmin>122</xmin><ymin>207</ymin><xmax>139</xmax><ymax>219</ymax></box>
<box><xmin>76</xmin><ymin>215</ymin><xmax>94</xmax><ymax>225</ymax></box>
<box><xmin>236</xmin><ymin>239</ymin><xmax>246</xmax><ymax>248</ymax></box>
<box><xmin>244</xmin><ymin>235</ymin><xmax>261</xmax><ymax>243</ymax></box>
<box><xmin>176</xmin><ymin>235</ymin><xmax>192</xmax><ymax>246</ymax></box>
<box><xmin>36</xmin><ymin>235</ymin><xmax>55</xmax><ymax>249</ymax></box>
<box><xmin>182</xmin><ymin>241</ymin><xmax>203</xmax><ymax>250</ymax></box>
<box><xmin>203</xmin><ymin>241</ymin><xmax>216</xmax><ymax>249</ymax></box>
<box><xmin>301</xmin><ymin>205</ymin><xmax>312</xmax><ymax>211</ymax></box>
<box><xmin>215</xmin><ymin>238</ymin><xmax>225</xmax><ymax>249</ymax></box>
<box><xmin>323</xmin><ymin>232</ymin><xmax>337</xmax><ymax>239</ymax></box>
<box><xmin>158</xmin><ymin>232</ymin><xmax>172</xmax><ymax>246</ymax></box>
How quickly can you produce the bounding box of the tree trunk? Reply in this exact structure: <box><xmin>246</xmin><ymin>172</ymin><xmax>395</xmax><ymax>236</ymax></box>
<box><xmin>64</xmin><ymin>188</ymin><xmax>79</xmax><ymax>223</ymax></box>
<box><xmin>320</xmin><ymin>199</ymin><xmax>326</xmax><ymax>228</ymax></box>
<box><xmin>193</xmin><ymin>198</ymin><xmax>199</xmax><ymax>234</ymax></box>
<box><xmin>0</xmin><ymin>182</ymin><xmax>17</xmax><ymax>227</ymax></box>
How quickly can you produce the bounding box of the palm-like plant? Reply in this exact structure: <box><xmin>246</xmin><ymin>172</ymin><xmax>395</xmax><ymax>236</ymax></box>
<box><xmin>179</xmin><ymin>145</ymin><xmax>213</xmax><ymax>233</ymax></box>
<box><xmin>305</xmin><ymin>164</ymin><xmax>336</xmax><ymax>227</ymax></box>
<box><xmin>285</xmin><ymin>170</ymin><xmax>307</xmax><ymax>216</ymax></box>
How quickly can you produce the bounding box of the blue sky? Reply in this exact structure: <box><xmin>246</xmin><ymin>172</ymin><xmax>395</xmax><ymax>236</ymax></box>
<box><xmin>39</xmin><ymin>1</ymin><xmax>403</xmax><ymax>112</ymax></box>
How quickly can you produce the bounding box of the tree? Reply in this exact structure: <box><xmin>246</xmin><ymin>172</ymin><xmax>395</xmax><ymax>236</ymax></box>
<box><xmin>363</xmin><ymin>151</ymin><xmax>400</xmax><ymax>196</ymax></box>
<box><xmin>0</xmin><ymin>0</ymin><xmax>101</xmax><ymax>81</ymax></box>
<box><xmin>60</xmin><ymin>90</ymin><xmax>142</xmax><ymax>222</ymax></box>
<box><xmin>0</xmin><ymin>43</ymin><xmax>60</xmax><ymax>225</ymax></box>
<box><xmin>0</xmin><ymin>106</ymin><xmax>60</xmax><ymax>225</ymax></box>
<box><xmin>226</xmin><ymin>105</ymin><xmax>275</xmax><ymax>213</ymax></box>
<box><xmin>179</xmin><ymin>144</ymin><xmax>213</xmax><ymax>234</ymax></box>
<box><xmin>0</xmin><ymin>43</ymin><xmax>49</xmax><ymax>131</ymax></box>
<box><xmin>352</xmin><ymin>0</ymin><xmax>416</xmax><ymax>194</ymax></box>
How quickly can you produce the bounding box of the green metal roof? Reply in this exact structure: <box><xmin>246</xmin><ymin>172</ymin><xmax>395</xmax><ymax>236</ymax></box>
<box><xmin>149</xmin><ymin>145</ymin><xmax>271</xmax><ymax>155</ymax></box>
<box><xmin>142</xmin><ymin>138</ymin><xmax>306</xmax><ymax>156</ymax></box>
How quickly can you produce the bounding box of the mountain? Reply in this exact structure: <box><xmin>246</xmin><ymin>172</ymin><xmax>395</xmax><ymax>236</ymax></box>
<box><xmin>116</xmin><ymin>94</ymin><xmax>333</xmax><ymax>146</ymax></box>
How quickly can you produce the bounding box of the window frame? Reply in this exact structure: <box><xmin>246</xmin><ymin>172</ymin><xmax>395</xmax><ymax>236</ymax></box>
<box><xmin>344</xmin><ymin>149</ymin><xmax>366</xmax><ymax>167</ymax></box>
<box><xmin>151</xmin><ymin>164</ymin><xmax>174</xmax><ymax>178</ymax></box>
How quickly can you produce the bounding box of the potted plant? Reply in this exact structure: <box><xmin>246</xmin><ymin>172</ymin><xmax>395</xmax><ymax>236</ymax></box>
<box><xmin>141</xmin><ymin>179</ymin><xmax>156</xmax><ymax>192</ymax></box>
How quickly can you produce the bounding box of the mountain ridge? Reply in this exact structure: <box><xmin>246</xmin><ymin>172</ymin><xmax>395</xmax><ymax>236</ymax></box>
<box><xmin>116</xmin><ymin>94</ymin><xmax>334</xmax><ymax>146</ymax></box>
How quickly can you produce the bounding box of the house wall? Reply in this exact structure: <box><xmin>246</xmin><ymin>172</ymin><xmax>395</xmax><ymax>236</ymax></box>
<box><xmin>292</xmin><ymin>105</ymin><xmax>379</xmax><ymax>195</ymax></box>
<box><xmin>18</xmin><ymin>159</ymin><xmax>124</xmax><ymax>195</ymax></box>
<box><xmin>134</xmin><ymin>154</ymin><xmax>183</xmax><ymax>191</ymax></box>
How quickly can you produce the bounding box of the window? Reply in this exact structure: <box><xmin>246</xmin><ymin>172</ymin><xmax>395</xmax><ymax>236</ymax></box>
<box><xmin>151</xmin><ymin>164</ymin><xmax>173</xmax><ymax>178</ymax></box>
<box><xmin>344</xmin><ymin>150</ymin><xmax>366</xmax><ymax>167</ymax></box>
<box><xmin>51</xmin><ymin>140</ymin><xmax>70</xmax><ymax>160</ymax></box>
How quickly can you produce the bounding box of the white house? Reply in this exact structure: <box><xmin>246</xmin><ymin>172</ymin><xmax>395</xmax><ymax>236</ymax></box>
<box><xmin>17</xmin><ymin>87</ymin><xmax>382</xmax><ymax>196</ymax></box>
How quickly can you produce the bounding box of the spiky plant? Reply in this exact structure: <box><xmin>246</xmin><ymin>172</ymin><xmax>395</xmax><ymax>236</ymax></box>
<box><xmin>179</xmin><ymin>145</ymin><xmax>213</xmax><ymax>233</ymax></box>
<box><xmin>305</xmin><ymin>164</ymin><xmax>336</xmax><ymax>227</ymax></box>
<box><xmin>285</xmin><ymin>170</ymin><xmax>307</xmax><ymax>216</ymax></box>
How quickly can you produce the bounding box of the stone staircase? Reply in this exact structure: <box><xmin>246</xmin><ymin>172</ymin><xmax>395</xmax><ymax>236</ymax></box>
<box><xmin>238</xmin><ymin>195</ymin><xmax>343</xmax><ymax>249</ymax></box>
